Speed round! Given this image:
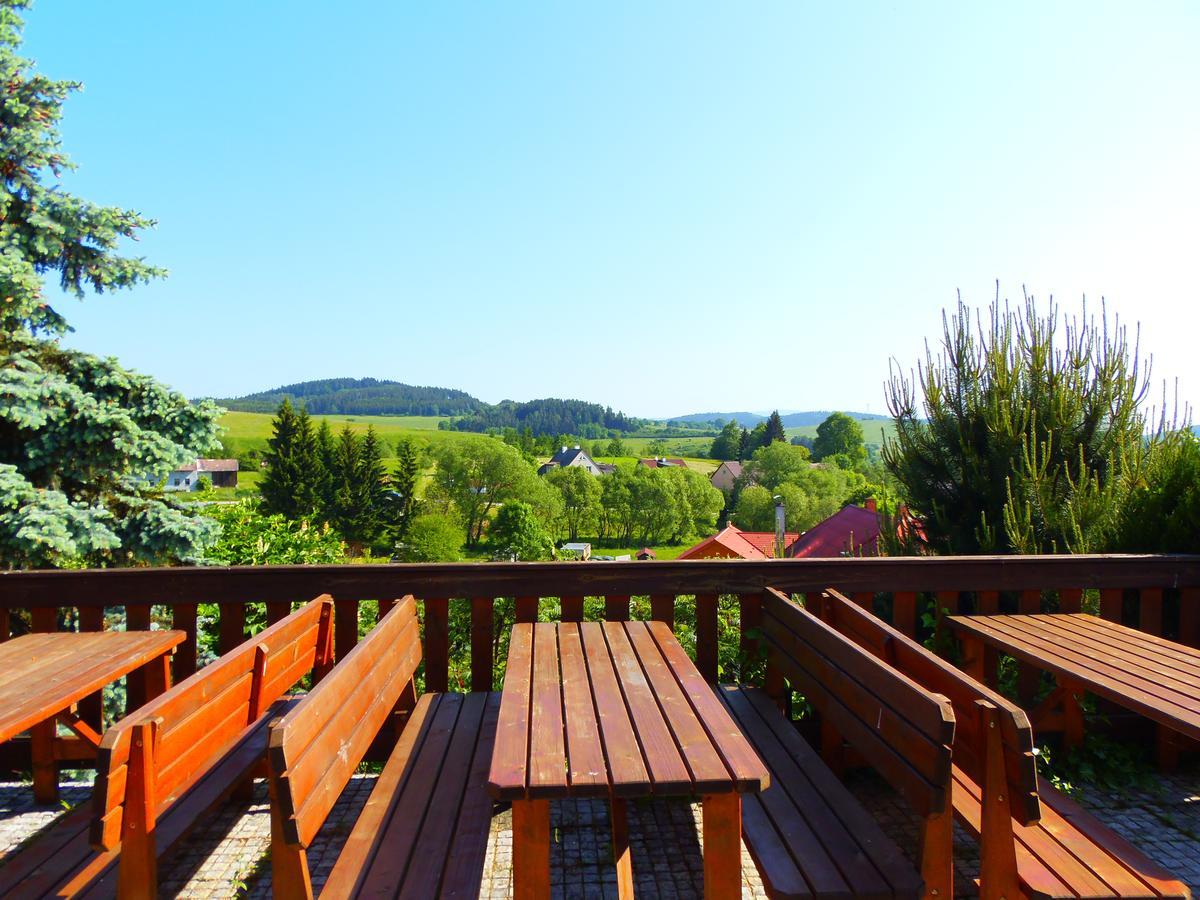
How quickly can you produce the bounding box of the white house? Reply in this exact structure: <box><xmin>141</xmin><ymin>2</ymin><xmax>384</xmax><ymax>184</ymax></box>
<box><xmin>163</xmin><ymin>459</ymin><xmax>239</xmax><ymax>491</ymax></box>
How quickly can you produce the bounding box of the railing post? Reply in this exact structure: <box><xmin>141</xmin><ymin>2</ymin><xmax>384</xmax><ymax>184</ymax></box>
<box><xmin>1139</xmin><ymin>588</ymin><xmax>1164</xmax><ymax>636</ymax></box>
<box><xmin>172</xmin><ymin>603</ymin><xmax>198</xmax><ymax>681</ymax></box>
<box><xmin>423</xmin><ymin>597</ymin><xmax>449</xmax><ymax>693</ymax></box>
<box><xmin>470</xmin><ymin>597</ymin><xmax>493</xmax><ymax>692</ymax></box>
<box><xmin>1017</xmin><ymin>590</ymin><xmax>1041</xmax><ymax>704</ymax></box>
<box><xmin>334</xmin><ymin>599</ymin><xmax>358</xmax><ymax>661</ymax></box>
<box><xmin>515</xmin><ymin>596</ymin><xmax>538</xmax><ymax>623</ymax></box>
<box><xmin>1180</xmin><ymin>588</ymin><xmax>1200</xmax><ymax>648</ymax></box>
<box><xmin>219</xmin><ymin>601</ymin><xmax>246</xmax><ymax>655</ymax></box>
<box><xmin>976</xmin><ymin>590</ymin><xmax>1000</xmax><ymax>615</ymax></box>
<box><xmin>31</xmin><ymin>606</ymin><xmax>55</xmax><ymax>633</ymax></box>
<box><xmin>605</xmin><ymin>595</ymin><xmax>630</xmax><ymax>622</ymax></box>
<box><xmin>126</xmin><ymin>604</ymin><xmax>153</xmax><ymax>710</ymax></box>
<box><xmin>1099</xmin><ymin>588</ymin><xmax>1123</xmax><ymax>623</ymax></box>
<box><xmin>266</xmin><ymin>601</ymin><xmax>291</xmax><ymax>626</ymax></box>
<box><xmin>561</xmin><ymin>596</ymin><xmax>584</xmax><ymax>622</ymax></box>
<box><xmin>892</xmin><ymin>591</ymin><xmax>918</xmax><ymax>637</ymax></box>
<box><xmin>696</xmin><ymin>594</ymin><xmax>719</xmax><ymax>682</ymax></box>
<box><xmin>650</xmin><ymin>593</ymin><xmax>675</xmax><ymax>629</ymax></box>
<box><xmin>0</xmin><ymin>607</ymin><xmax>9</xmax><ymax>641</ymax></box>
<box><xmin>738</xmin><ymin>592</ymin><xmax>761</xmax><ymax>673</ymax></box>
<box><xmin>78</xmin><ymin>605</ymin><xmax>105</xmax><ymax>733</ymax></box>
<box><xmin>1059</xmin><ymin>588</ymin><xmax>1083</xmax><ymax>615</ymax></box>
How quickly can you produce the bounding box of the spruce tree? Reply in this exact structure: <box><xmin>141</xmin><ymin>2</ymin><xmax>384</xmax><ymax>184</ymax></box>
<box><xmin>355</xmin><ymin>426</ymin><xmax>389</xmax><ymax>549</ymax></box>
<box><xmin>259</xmin><ymin>400</ymin><xmax>318</xmax><ymax>520</ymax></box>
<box><xmin>313</xmin><ymin>418</ymin><xmax>337</xmax><ymax>522</ymax></box>
<box><xmin>763</xmin><ymin>411</ymin><xmax>787</xmax><ymax>445</ymax></box>
<box><xmin>328</xmin><ymin>426</ymin><xmax>361</xmax><ymax>545</ymax></box>
<box><xmin>0</xmin><ymin>2</ymin><xmax>221</xmax><ymax>566</ymax></box>
<box><xmin>387</xmin><ymin>438</ymin><xmax>420</xmax><ymax>543</ymax></box>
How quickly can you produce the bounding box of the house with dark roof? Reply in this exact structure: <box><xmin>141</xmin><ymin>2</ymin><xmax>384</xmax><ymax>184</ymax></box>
<box><xmin>164</xmin><ymin>459</ymin><xmax>239</xmax><ymax>491</ymax></box>
<box><xmin>537</xmin><ymin>445</ymin><xmax>606</xmax><ymax>476</ymax></box>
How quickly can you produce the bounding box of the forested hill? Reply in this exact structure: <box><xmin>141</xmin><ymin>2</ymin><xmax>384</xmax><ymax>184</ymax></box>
<box><xmin>217</xmin><ymin>378</ymin><xmax>484</xmax><ymax>416</ymax></box>
<box><xmin>445</xmin><ymin>398</ymin><xmax>639</xmax><ymax>436</ymax></box>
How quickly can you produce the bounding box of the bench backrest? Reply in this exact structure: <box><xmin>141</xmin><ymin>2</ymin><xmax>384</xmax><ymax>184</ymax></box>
<box><xmin>817</xmin><ymin>589</ymin><xmax>1040</xmax><ymax>824</ymax></box>
<box><xmin>269</xmin><ymin>595</ymin><xmax>421</xmax><ymax>849</ymax></box>
<box><xmin>90</xmin><ymin>594</ymin><xmax>335</xmax><ymax>850</ymax></box>
<box><xmin>762</xmin><ymin>587</ymin><xmax>954</xmax><ymax>818</ymax></box>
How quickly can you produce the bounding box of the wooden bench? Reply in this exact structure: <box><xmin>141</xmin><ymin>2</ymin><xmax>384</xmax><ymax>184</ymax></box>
<box><xmin>267</xmin><ymin>595</ymin><xmax>498</xmax><ymax>898</ymax></box>
<box><xmin>0</xmin><ymin>594</ymin><xmax>333</xmax><ymax>900</ymax></box>
<box><xmin>817</xmin><ymin>588</ymin><xmax>1190</xmax><ymax>900</ymax></box>
<box><xmin>717</xmin><ymin>587</ymin><xmax>955</xmax><ymax>899</ymax></box>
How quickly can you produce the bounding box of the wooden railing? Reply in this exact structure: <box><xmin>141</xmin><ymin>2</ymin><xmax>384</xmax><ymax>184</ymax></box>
<box><xmin>4</xmin><ymin>554</ymin><xmax>1199</xmax><ymax>676</ymax></box>
<box><xmin>2</xmin><ymin>555</ymin><xmax>1198</xmax><ymax>769</ymax></box>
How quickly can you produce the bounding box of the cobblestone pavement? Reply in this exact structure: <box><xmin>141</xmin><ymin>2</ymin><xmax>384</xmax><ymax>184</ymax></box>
<box><xmin>2</xmin><ymin>768</ymin><xmax>1199</xmax><ymax>898</ymax></box>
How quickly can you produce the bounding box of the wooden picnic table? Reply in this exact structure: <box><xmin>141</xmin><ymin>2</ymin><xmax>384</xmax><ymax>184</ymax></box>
<box><xmin>488</xmin><ymin>620</ymin><xmax>768</xmax><ymax>900</ymax></box>
<box><xmin>948</xmin><ymin>612</ymin><xmax>1200</xmax><ymax>767</ymax></box>
<box><xmin>0</xmin><ymin>630</ymin><xmax>186</xmax><ymax>802</ymax></box>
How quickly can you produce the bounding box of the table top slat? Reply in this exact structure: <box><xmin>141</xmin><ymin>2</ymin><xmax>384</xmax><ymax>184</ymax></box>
<box><xmin>601</xmin><ymin>621</ymin><xmax>692</xmax><ymax>794</ymax></box>
<box><xmin>648</xmin><ymin>621</ymin><xmax>769</xmax><ymax>791</ymax></box>
<box><xmin>622</xmin><ymin>621</ymin><xmax>731</xmax><ymax>793</ymax></box>
<box><xmin>1012</xmin><ymin>615</ymin><xmax>1200</xmax><ymax>694</ymax></box>
<box><xmin>488</xmin><ymin>620</ymin><xmax>765</xmax><ymax>800</ymax></box>
<box><xmin>0</xmin><ymin>631</ymin><xmax>186</xmax><ymax>742</ymax></box>
<box><xmin>948</xmin><ymin>613</ymin><xmax>1200</xmax><ymax>740</ymax></box>
<box><xmin>488</xmin><ymin>623</ymin><xmax>534</xmax><ymax>799</ymax></box>
<box><xmin>578</xmin><ymin>622</ymin><xmax>650</xmax><ymax>796</ymax></box>
<box><xmin>528</xmin><ymin>623</ymin><xmax>569</xmax><ymax>797</ymax></box>
<box><xmin>557</xmin><ymin>623</ymin><xmax>608</xmax><ymax>797</ymax></box>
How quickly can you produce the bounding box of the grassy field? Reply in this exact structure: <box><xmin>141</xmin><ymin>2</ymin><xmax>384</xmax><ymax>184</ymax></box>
<box><xmin>218</xmin><ymin>411</ymin><xmax>477</xmax><ymax>461</ymax></box>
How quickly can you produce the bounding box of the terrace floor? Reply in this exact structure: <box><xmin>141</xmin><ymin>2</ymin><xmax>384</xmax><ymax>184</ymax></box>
<box><xmin>3</xmin><ymin>767</ymin><xmax>1200</xmax><ymax>898</ymax></box>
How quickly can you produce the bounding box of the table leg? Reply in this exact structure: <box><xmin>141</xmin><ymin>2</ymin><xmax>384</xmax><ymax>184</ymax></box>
<box><xmin>610</xmin><ymin>798</ymin><xmax>634</xmax><ymax>899</ymax></box>
<box><xmin>702</xmin><ymin>792</ymin><xmax>741</xmax><ymax>900</ymax></box>
<box><xmin>1061</xmin><ymin>680</ymin><xmax>1085</xmax><ymax>749</ymax></box>
<box><xmin>512</xmin><ymin>798</ymin><xmax>550</xmax><ymax>900</ymax></box>
<box><xmin>31</xmin><ymin>717</ymin><xmax>58</xmax><ymax>804</ymax></box>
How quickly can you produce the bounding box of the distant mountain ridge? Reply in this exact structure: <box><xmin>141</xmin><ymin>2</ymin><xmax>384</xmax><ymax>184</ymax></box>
<box><xmin>216</xmin><ymin>378</ymin><xmax>484</xmax><ymax>416</ymax></box>
<box><xmin>668</xmin><ymin>410</ymin><xmax>890</xmax><ymax>428</ymax></box>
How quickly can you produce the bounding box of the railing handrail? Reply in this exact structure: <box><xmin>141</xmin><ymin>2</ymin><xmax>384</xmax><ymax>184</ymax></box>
<box><xmin>4</xmin><ymin>554</ymin><xmax>1200</xmax><ymax>607</ymax></box>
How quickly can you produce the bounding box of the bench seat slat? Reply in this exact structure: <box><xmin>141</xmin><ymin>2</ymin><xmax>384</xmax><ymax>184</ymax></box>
<box><xmin>721</xmin><ymin>685</ymin><xmax>921</xmax><ymax>900</ymax></box>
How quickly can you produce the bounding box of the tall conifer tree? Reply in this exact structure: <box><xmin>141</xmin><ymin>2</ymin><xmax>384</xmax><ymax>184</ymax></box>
<box><xmin>0</xmin><ymin>1</ymin><xmax>221</xmax><ymax>566</ymax></box>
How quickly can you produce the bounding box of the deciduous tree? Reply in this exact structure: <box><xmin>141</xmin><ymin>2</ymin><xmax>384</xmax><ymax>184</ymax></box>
<box><xmin>812</xmin><ymin>412</ymin><xmax>867</xmax><ymax>463</ymax></box>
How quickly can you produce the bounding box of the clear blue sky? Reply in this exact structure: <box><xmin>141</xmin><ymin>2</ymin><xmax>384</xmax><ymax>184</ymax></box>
<box><xmin>23</xmin><ymin>2</ymin><xmax>1200</xmax><ymax>420</ymax></box>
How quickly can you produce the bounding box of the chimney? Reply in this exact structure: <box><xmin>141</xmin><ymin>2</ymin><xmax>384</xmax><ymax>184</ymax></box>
<box><xmin>774</xmin><ymin>497</ymin><xmax>786</xmax><ymax>558</ymax></box>
<box><xmin>865</xmin><ymin>497</ymin><xmax>877</xmax><ymax>513</ymax></box>
<box><xmin>574</xmin><ymin>444</ymin><xmax>580</xmax><ymax>451</ymax></box>
<box><xmin>561</xmin><ymin>446</ymin><xmax>568</xmax><ymax>454</ymax></box>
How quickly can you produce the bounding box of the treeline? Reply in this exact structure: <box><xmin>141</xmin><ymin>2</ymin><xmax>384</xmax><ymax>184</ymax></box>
<box><xmin>445</xmin><ymin>398</ymin><xmax>639</xmax><ymax>438</ymax></box>
<box><xmin>219</xmin><ymin>378</ymin><xmax>484</xmax><ymax>416</ymax></box>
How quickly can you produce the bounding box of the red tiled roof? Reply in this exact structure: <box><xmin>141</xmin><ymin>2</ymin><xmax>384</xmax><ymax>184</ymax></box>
<box><xmin>741</xmin><ymin>531</ymin><xmax>800</xmax><ymax>555</ymax></box>
<box><xmin>678</xmin><ymin>525</ymin><xmax>797</xmax><ymax>560</ymax></box>
<box><xmin>788</xmin><ymin>505</ymin><xmax>882</xmax><ymax>558</ymax></box>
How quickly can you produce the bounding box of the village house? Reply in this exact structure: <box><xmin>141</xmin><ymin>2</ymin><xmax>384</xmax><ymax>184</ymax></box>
<box><xmin>709</xmin><ymin>460</ymin><xmax>744</xmax><ymax>492</ymax></box>
<box><xmin>163</xmin><ymin>458</ymin><xmax>239</xmax><ymax>491</ymax></box>
<box><xmin>677</xmin><ymin>524</ymin><xmax>800</xmax><ymax>560</ymax></box>
<box><xmin>537</xmin><ymin>445</ymin><xmax>613</xmax><ymax>476</ymax></box>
